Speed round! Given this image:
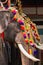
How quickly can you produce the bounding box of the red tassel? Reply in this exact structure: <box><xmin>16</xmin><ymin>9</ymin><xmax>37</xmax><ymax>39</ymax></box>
<box><xmin>25</xmin><ymin>39</ymin><xmax>28</xmax><ymax>44</ymax></box>
<box><xmin>0</xmin><ymin>32</ymin><xmax>4</xmax><ymax>39</ymax></box>
<box><xmin>20</xmin><ymin>25</ymin><xmax>25</xmax><ymax>30</ymax></box>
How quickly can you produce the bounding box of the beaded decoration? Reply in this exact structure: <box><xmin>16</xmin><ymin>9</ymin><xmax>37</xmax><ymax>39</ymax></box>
<box><xmin>10</xmin><ymin>8</ymin><xmax>40</xmax><ymax>54</ymax></box>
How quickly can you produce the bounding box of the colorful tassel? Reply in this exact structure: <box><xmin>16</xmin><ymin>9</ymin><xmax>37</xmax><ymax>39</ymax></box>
<box><xmin>18</xmin><ymin>20</ymin><xmax>24</xmax><ymax>25</ymax></box>
<box><xmin>23</xmin><ymin>34</ymin><xmax>27</xmax><ymax>38</ymax></box>
<box><xmin>30</xmin><ymin>24</ymin><xmax>35</xmax><ymax>30</ymax></box>
<box><xmin>20</xmin><ymin>25</ymin><xmax>25</xmax><ymax>30</ymax></box>
<box><xmin>34</xmin><ymin>33</ymin><xmax>38</xmax><ymax>37</ymax></box>
<box><xmin>27</xmin><ymin>32</ymin><xmax>30</xmax><ymax>38</ymax></box>
<box><xmin>30</xmin><ymin>40</ymin><xmax>33</xmax><ymax>43</ymax></box>
<box><xmin>13</xmin><ymin>15</ymin><xmax>17</xmax><ymax>20</ymax></box>
<box><xmin>29</xmin><ymin>40</ymin><xmax>33</xmax><ymax>45</ymax></box>
<box><xmin>34</xmin><ymin>50</ymin><xmax>38</xmax><ymax>55</ymax></box>
<box><xmin>28</xmin><ymin>49</ymin><xmax>32</xmax><ymax>54</ymax></box>
<box><xmin>0</xmin><ymin>32</ymin><xmax>4</xmax><ymax>39</ymax></box>
<box><xmin>25</xmin><ymin>39</ymin><xmax>28</xmax><ymax>44</ymax></box>
<box><xmin>12</xmin><ymin>10</ymin><xmax>17</xmax><ymax>15</ymax></box>
<box><xmin>26</xmin><ymin>26</ymin><xmax>29</xmax><ymax>30</ymax></box>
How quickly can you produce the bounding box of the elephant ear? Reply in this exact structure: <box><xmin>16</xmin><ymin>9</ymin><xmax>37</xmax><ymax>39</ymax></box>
<box><xmin>0</xmin><ymin>11</ymin><xmax>10</xmax><ymax>33</ymax></box>
<box><xmin>15</xmin><ymin>32</ymin><xmax>40</xmax><ymax>62</ymax></box>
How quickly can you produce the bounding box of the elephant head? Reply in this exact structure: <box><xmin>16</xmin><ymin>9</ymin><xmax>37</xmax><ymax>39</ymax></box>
<box><xmin>4</xmin><ymin>21</ymin><xmax>40</xmax><ymax>62</ymax></box>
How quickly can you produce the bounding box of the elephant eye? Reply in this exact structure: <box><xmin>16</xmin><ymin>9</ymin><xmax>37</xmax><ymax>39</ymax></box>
<box><xmin>15</xmin><ymin>22</ymin><xmax>20</xmax><ymax>30</ymax></box>
<box><xmin>12</xmin><ymin>21</ymin><xmax>21</xmax><ymax>32</ymax></box>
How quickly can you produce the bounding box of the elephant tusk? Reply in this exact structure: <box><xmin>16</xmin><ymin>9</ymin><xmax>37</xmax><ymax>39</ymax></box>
<box><xmin>35</xmin><ymin>43</ymin><xmax>43</xmax><ymax>50</ymax></box>
<box><xmin>18</xmin><ymin>44</ymin><xmax>40</xmax><ymax>62</ymax></box>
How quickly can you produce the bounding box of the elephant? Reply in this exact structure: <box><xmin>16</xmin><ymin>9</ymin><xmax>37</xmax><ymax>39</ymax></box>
<box><xmin>4</xmin><ymin>21</ymin><xmax>40</xmax><ymax>65</ymax></box>
<box><xmin>0</xmin><ymin>11</ymin><xmax>40</xmax><ymax>65</ymax></box>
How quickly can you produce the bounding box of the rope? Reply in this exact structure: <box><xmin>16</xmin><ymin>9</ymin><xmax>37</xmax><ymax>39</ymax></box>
<box><xmin>1</xmin><ymin>0</ymin><xmax>7</xmax><ymax>4</ymax></box>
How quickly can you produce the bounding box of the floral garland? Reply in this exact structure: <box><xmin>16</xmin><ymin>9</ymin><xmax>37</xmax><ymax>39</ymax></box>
<box><xmin>10</xmin><ymin>8</ymin><xmax>38</xmax><ymax>54</ymax></box>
